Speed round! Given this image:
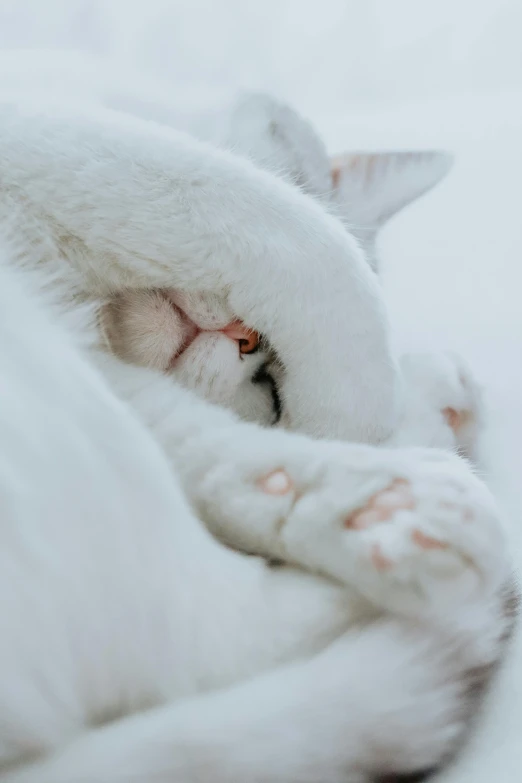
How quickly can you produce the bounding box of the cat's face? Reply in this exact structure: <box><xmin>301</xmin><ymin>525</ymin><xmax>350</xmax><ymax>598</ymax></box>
<box><xmin>102</xmin><ymin>95</ymin><xmax>453</xmax><ymax>429</ymax></box>
<box><xmin>101</xmin><ymin>288</ymin><xmax>283</xmax><ymax>426</ymax></box>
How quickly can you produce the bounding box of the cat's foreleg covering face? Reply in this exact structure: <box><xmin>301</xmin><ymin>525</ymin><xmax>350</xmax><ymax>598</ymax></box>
<box><xmin>0</xmin><ymin>98</ymin><xmax>398</xmax><ymax>443</ymax></box>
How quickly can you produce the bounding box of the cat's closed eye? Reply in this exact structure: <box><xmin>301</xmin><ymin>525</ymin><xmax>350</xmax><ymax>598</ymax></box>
<box><xmin>252</xmin><ymin>363</ymin><xmax>282</xmax><ymax>424</ymax></box>
<box><xmin>100</xmin><ymin>289</ymin><xmax>283</xmax><ymax>427</ymax></box>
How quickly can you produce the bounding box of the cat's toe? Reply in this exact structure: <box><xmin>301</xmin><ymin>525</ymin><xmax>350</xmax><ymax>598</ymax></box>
<box><xmin>345</xmin><ymin>456</ymin><xmax>506</xmax><ymax>615</ymax></box>
<box><xmin>281</xmin><ymin>448</ymin><xmax>507</xmax><ymax>618</ymax></box>
<box><xmin>397</xmin><ymin>351</ymin><xmax>484</xmax><ymax>459</ymax></box>
<box><xmin>439</xmin><ymin>353</ymin><xmax>483</xmax><ymax>459</ymax></box>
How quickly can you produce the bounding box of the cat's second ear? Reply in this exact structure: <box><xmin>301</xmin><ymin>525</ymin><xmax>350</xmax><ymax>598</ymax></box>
<box><xmin>331</xmin><ymin>150</ymin><xmax>453</xmax><ymax>231</ymax></box>
<box><xmin>330</xmin><ymin>151</ymin><xmax>453</xmax><ymax>272</ymax></box>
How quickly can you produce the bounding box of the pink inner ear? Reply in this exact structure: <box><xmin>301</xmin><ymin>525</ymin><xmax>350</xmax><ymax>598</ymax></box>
<box><xmin>331</xmin><ymin>164</ymin><xmax>342</xmax><ymax>189</ymax></box>
<box><xmin>220</xmin><ymin>320</ymin><xmax>253</xmax><ymax>341</ymax></box>
<box><xmin>330</xmin><ymin>154</ymin><xmax>366</xmax><ymax>189</ymax></box>
<box><xmin>331</xmin><ymin>153</ymin><xmax>378</xmax><ymax>189</ymax></box>
<box><xmin>330</xmin><ymin>153</ymin><xmax>352</xmax><ymax>189</ymax></box>
<box><xmin>328</xmin><ymin>150</ymin><xmax>453</xmax><ymax>226</ymax></box>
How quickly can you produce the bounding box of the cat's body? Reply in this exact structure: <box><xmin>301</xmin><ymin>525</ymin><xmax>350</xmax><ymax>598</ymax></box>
<box><xmin>0</xmin><ymin>57</ymin><xmax>515</xmax><ymax>781</ymax></box>
<box><xmin>0</xmin><ymin>236</ymin><xmax>513</xmax><ymax>783</ymax></box>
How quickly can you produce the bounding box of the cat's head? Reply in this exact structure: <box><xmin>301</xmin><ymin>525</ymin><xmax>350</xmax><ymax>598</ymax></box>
<box><xmin>222</xmin><ymin>92</ymin><xmax>453</xmax><ymax>272</ymax></box>
<box><xmin>101</xmin><ymin>95</ymin><xmax>452</xmax><ymax>427</ymax></box>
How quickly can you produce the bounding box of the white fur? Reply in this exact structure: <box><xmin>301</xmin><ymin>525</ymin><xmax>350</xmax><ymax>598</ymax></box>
<box><xmin>0</xmin><ymin>62</ymin><xmax>514</xmax><ymax>781</ymax></box>
<box><xmin>96</xmin><ymin>90</ymin><xmax>461</xmax><ymax>441</ymax></box>
<box><xmin>0</xmin><ymin>91</ymin><xmax>397</xmax><ymax>443</ymax></box>
<box><xmin>0</xmin><ymin>250</ymin><xmax>512</xmax><ymax>782</ymax></box>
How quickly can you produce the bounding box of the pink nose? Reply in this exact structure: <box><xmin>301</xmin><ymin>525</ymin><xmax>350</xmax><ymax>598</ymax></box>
<box><xmin>220</xmin><ymin>320</ymin><xmax>260</xmax><ymax>354</ymax></box>
<box><xmin>220</xmin><ymin>320</ymin><xmax>252</xmax><ymax>342</ymax></box>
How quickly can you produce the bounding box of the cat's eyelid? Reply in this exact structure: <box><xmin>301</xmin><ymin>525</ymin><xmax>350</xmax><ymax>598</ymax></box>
<box><xmin>252</xmin><ymin>363</ymin><xmax>282</xmax><ymax>424</ymax></box>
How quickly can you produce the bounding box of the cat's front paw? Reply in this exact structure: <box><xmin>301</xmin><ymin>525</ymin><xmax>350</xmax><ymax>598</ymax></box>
<box><xmin>194</xmin><ymin>435</ymin><xmax>508</xmax><ymax>619</ymax></box>
<box><xmin>283</xmin><ymin>449</ymin><xmax>507</xmax><ymax>616</ymax></box>
<box><xmin>394</xmin><ymin>351</ymin><xmax>483</xmax><ymax>460</ymax></box>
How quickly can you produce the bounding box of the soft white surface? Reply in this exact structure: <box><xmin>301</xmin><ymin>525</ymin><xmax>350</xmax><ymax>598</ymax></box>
<box><xmin>0</xmin><ymin>0</ymin><xmax>520</xmax><ymax>778</ymax></box>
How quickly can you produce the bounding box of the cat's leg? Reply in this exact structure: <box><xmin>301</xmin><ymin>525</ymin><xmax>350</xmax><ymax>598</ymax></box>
<box><xmin>97</xmin><ymin>352</ymin><xmax>511</xmax><ymax>619</ymax></box>
<box><xmin>0</xmin><ymin>100</ymin><xmax>397</xmax><ymax>442</ymax></box>
<box><xmin>68</xmin><ymin>357</ymin><xmax>513</xmax><ymax>783</ymax></box>
<box><xmin>2</xmin><ymin>614</ymin><xmax>504</xmax><ymax>783</ymax></box>
<box><xmin>188</xmin><ymin>434</ymin><xmax>509</xmax><ymax>622</ymax></box>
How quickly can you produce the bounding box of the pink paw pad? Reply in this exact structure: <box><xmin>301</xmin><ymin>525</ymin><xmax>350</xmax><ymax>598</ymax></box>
<box><xmin>346</xmin><ymin>478</ymin><xmax>415</xmax><ymax>530</ymax></box>
<box><xmin>258</xmin><ymin>469</ymin><xmax>293</xmax><ymax>496</ymax></box>
<box><xmin>371</xmin><ymin>543</ymin><xmax>394</xmax><ymax>571</ymax></box>
<box><xmin>443</xmin><ymin>406</ymin><xmax>472</xmax><ymax>434</ymax></box>
<box><xmin>411</xmin><ymin>529</ymin><xmax>448</xmax><ymax>550</ymax></box>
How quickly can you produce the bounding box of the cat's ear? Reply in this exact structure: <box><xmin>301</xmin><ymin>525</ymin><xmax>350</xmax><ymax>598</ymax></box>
<box><xmin>330</xmin><ymin>151</ymin><xmax>453</xmax><ymax>272</ymax></box>
<box><xmin>330</xmin><ymin>151</ymin><xmax>453</xmax><ymax>230</ymax></box>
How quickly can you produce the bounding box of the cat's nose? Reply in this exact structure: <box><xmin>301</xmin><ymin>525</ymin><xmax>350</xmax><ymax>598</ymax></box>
<box><xmin>221</xmin><ymin>321</ymin><xmax>251</xmax><ymax>341</ymax></box>
<box><xmin>221</xmin><ymin>321</ymin><xmax>260</xmax><ymax>354</ymax></box>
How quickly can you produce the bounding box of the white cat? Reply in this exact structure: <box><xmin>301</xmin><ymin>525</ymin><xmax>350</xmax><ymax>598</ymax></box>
<box><xmin>98</xmin><ymin>89</ymin><xmax>474</xmax><ymax>455</ymax></box>
<box><xmin>0</xmin><ymin>52</ymin><xmax>478</xmax><ymax>452</ymax></box>
<box><xmin>0</xmin><ymin>227</ymin><xmax>514</xmax><ymax>783</ymax></box>
<box><xmin>0</xmin><ymin>68</ymin><xmax>514</xmax><ymax>782</ymax></box>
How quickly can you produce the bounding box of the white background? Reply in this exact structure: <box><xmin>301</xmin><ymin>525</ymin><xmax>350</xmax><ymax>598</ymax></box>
<box><xmin>0</xmin><ymin>1</ymin><xmax>520</xmax><ymax>779</ymax></box>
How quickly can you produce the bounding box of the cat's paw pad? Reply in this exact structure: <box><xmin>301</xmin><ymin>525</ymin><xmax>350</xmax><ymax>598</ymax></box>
<box><xmin>347</xmin><ymin>478</ymin><xmax>415</xmax><ymax>530</ymax></box>
<box><xmin>283</xmin><ymin>451</ymin><xmax>506</xmax><ymax>616</ymax></box>
<box><xmin>347</xmin><ymin>478</ymin><xmax>451</xmax><ymax>571</ymax></box>
<box><xmin>442</xmin><ymin>404</ymin><xmax>471</xmax><ymax>434</ymax></box>
<box><xmin>441</xmin><ymin>358</ymin><xmax>482</xmax><ymax>447</ymax></box>
<box><xmin>258</xmin><ymin>469</ymin><xmax>294</xmax><ymax>496</ymax></box>
<box><xmin>399</xmin><ymin>351</ymin><xmax>483</xmax><ymax>458</ymax></box>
